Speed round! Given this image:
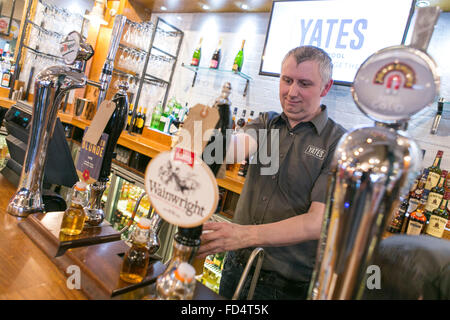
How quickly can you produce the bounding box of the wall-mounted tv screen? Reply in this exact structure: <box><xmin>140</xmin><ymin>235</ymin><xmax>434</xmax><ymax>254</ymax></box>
<box><xmin>260</xmin><ymin>0</ymin><xmax>415</xmax><ymax>85</ymax></box>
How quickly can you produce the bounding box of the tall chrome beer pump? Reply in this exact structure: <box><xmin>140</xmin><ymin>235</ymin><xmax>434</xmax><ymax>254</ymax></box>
<box><xmin>309</xmin><ymin>7</ymin><xmax>441</xmax><ymax>300</ymax></box>
<box><xmin>84</xmin><ymin>15</ymin><xmax>128</xmax><ymax>226</ymax></box>
<box><xmin>7</xmin><ymin>32</ymin><xmax>94</xmax><ymax>217</ymax></box>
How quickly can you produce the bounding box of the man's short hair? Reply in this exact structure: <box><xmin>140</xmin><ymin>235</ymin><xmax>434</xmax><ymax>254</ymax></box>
<box><xmin>282</xmin><ymin>46</ymin><xmax>333</xmax><ymax>86</ymax></box>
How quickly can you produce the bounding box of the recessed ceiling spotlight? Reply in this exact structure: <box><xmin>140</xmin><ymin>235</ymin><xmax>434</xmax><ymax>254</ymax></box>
<box><xmin>416</xmin><ymin>0</ymin><xmax>430</xmax><ymax>7</ymax></box>
<box><xmin>160</xmin><ymin>6</ymin><xmax>167</xmax><ymax>11</ymax></box>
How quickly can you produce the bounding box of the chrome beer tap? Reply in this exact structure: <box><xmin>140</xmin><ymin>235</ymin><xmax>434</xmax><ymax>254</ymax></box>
<box><xmin>83</xmin><ymin>15</ymin><xmax>127</xmax><ymax>226</ymax></box>
<box><xmin>308</xmin><ymin>7</ymin><xmax>441</xmax><ymax>300</ymax></box>
<box><xmin>7</xmin><ymin>31</ymin><xmax>94</xmax><ymax>217</ymax></box>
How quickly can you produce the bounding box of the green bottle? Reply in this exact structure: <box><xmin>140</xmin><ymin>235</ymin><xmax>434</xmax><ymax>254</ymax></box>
<box><xmin>232</xmin><ymin>40</ymin><xmax>245</xmax><ymax>72</ymax></box>
<box><xmin>158</xmin><ymin>105</ymin><xmax>170</xmax><ymax>132</ymax></box>
<box><xmin>190</xmin><ymin>37</ymin><xmax>203</xmax><ymax>67</ymax></box>
<box><xmin>150</xmin><ymin>101</ymin><xmax>163</xmax><ymax>129</ymax></box>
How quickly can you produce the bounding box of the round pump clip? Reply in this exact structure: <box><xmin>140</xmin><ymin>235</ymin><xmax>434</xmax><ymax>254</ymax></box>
<box><xmin>351</xmin><ymin>45</ymin><xmax>439</xmax><ymax>123</ymax></box>
<box><xmin>60</xmin><ymin>31</ymin><xmax>94</xmax><ymax>66</ymax></box>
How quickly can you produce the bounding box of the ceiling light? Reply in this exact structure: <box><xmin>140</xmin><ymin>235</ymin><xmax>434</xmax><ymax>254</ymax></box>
<box><xmin>161</xmin><ymin>6</ymin><xmax>167</xmax><ymax>11</ymax></box>
<box><xmin>202</xmin><ymin>4</ymin><xmax>210</xmax><ymax>10</ymax></box>
<box><xmin>416</xmin><ymin>0</ymin><xmax>430</xmax><ymax>7</ymax></box>
<box><xmin>241</xmin><ymin>4</ymin><xmax>249</xmax><ymax>10</ymax></box>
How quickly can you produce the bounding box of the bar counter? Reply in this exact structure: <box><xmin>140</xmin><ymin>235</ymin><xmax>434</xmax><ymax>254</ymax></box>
<box><xmin>0</xmin><ymin>175</ymin><xmax>87</xmax><ymax>299</ymax></box>
<box><xmin>0</xmin><ymin>175</ymin><xmax>223</xmax><ymax>300</ymax></box>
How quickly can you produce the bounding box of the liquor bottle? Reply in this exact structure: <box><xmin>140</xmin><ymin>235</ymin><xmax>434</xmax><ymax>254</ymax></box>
<box><xmin>158</xmin><ymin>105</ymin><xmax>170</xmax><ymax>133</ymax></box>
<box><xmin>166</xmin><ymin>111</ymin><xmax>179</xmax><ymax>134</ymax></box>
<box><xmin>97</xmin><ymin>82</ymin><xmax>129</xmax><ymax>182</ymax></box>
<box><xmin>150</xmin><ymin>101</ymin><xmax>163</xmax><ymax>129</ymax></box>
<box><xmin>247</xmin><ymin>110</ymin><xmax>255</xmax><ymax>123</ymax></box>
<box><xmin>237</xmin><ymin>158</ymin><xmax>249</xmax><ymax>177</ymax></box>
<box><xmin>1</xmin><ymin>67</ymin><xmax>11</xmax><ymax>88</ymax></box>
<box><xmin>407</xmin><ymin>169</ymin><xmax>428</xmax><ymax>215</ymax></box>
<box><xmin>172</xmin><ymin>100</ymin><xmax>182</xmax><ymax>120</ymax></box>
<box><xmin>236</xmin><ymin>109</ymin><xmax>247</xmax><ymax>129</ymax></box>
<box><xmin>387</xmin><ymin>198</ymin><xmax>409</xmax><ymax>233</ymax></box>
<box><xmin>232</xmin><ymin>40</ymin><xmax>245</xmax><ymax>72</ymax></box>
<box><xmin>231</xmin><ymin>107</ymin><xmax>238</xmax><ymax>130</ymax></box>
<box><xmin>424</xmin><ymin>150</ymin><xmax>443</xmax><ymax>190</ymax></box>
<box><xmin>155</xmin><ymin>262</ymin><xmax>196</xmax><ymax>300</ymax></box>
<box><xmin>60</xmin><ymin>181</ymin><xmax>89</xmax><ymax>236</ymax></box>
<box><xmin>178</xmin><ymin>103</ymin><xmax>189</xmax><ymax>122</ymax></box>
<box><xmin>425</xmin><ymin>197</ymin><xmax>449</xmax><ymax>238</ymax></box>
<box><xmin>126</xmin><ymin>104</ymin><xmax>134</xmax><ymax>131</ymax></box>
<box><xmin>210</xmin><ymin>38</ymin><xmax>222</xmax><ymax>69</ymax></box>
<box><xmin>425</xmin><ymin>171</ymin><xmax>447</xmax><ymax>214</ymax></box>
<box><xmin>405</xmin><ymin>199</ymin><xmax>428</xmax><ymax>235</ymax></box>
<box><xmin>120</xmin><ymin>217</ymin><xmax>152</xmax><ymax>283</ymax></box>
<box><xmin>190</xmin><ymin>37</ymin><xmax>203</xmax><ymax>67</ymax></box>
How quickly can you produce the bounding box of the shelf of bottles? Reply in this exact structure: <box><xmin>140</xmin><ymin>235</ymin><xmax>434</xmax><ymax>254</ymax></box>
<box><xmin>122</xmin><ymin>17</ymin><xmax>184</xmax><ymax>138</ymax></box>
<box><xmin>182</xmin><ymin>38</ymin><xmax>251</xmax><ymax>97</ymax></box>
<box><xmin>387</xmin><ymin>150</ymin><xmax>450</xmax><ymax>239</ymax></box>
<box><xmin>198</xmin><ymin>252</ymin><xmax>225</xmax><ymax>294</ymax></box>
<box><xmin>14</xmin><ymin>0</ymin><xmax>85</xmax><ymax>98</ymax></box>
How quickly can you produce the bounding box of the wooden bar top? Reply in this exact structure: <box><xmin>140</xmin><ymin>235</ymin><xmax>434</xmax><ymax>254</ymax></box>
<box><xmin>0</xmin><ymin>175</ymin><xmax>87</xmax><ymax>299</ymax></box>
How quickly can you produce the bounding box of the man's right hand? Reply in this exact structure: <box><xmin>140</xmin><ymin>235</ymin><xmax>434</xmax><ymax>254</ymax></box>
<box><xmin>196</xmin><ymin>221</ymin><xmax>256</xmax><ymax>259</ymax></box>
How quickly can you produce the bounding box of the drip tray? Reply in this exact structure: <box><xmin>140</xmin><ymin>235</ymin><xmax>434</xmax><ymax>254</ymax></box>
<box><xmin>19</xmin><ymin>211</ymin><xmax>122</xmax><ymax>257</ymax></box>
<box><xmin>18</xmin><ymin>211</ymin><xmax>166</xmax><ymax>299</ymax></box>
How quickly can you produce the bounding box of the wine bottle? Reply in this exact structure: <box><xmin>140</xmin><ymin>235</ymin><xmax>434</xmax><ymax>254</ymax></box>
<box><xmin>98</xmin><ymin>83</ymin><xmax>129</xmax><ymax>182</ymax></box>
<box><xmin>133</xmin><ymin>107</ymin><xmax>142</xmax><ymax>133</ymax></box>
<box><xmin>232</xmin><ymin>40</ymin><xmax>245</xmax><ymax>72</ymax></box>
<box><xmin>140</xmin><ymin>107</ymin><xmax>147</xmax><ymax>133</ymax></box>
<box><xmin>210</xmin><ymin>38</ymin><xmax>222</xmax><ymax>69</ymax></box>
<box><xmin>190</xmin><ymin>37</ymin><xmax>203</xmax><ymax>67</ymax></box>
<box><xmin>151</xmin><ymin>101</ymin><xmax>163</xmax><ymax>129</ymax></box>
<box><xmin>126</xmin><ymin>104</ymin><xmax>134</xmax><ymax>131</ymax></box>
<box><xmin>136</xmin><ymin>107</ymin><xmax>146</xmax><ymax>134</ymax></box>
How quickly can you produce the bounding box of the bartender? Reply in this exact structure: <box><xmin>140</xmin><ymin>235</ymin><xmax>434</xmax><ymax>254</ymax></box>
<box><xmin>198</xmin><ymin>45</ymin><xmax>346</xmax><ymax>300</ymax></box>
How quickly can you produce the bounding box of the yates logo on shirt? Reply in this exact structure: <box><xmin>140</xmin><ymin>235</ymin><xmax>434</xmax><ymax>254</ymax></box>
<box><xmin>305</xmin><ymin>145</ymin><xmax>326</xmax><ymax>160</ymax></box>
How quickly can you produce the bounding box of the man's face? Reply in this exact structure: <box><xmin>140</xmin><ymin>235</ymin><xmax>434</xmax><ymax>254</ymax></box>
<box><xmin>279</xmin><ymin>56</ymin><xmax>332</xmax><ymax>127</ymax></box>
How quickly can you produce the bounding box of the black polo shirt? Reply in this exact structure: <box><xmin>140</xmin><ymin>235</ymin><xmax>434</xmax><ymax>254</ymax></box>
<box><xmin>232</xmin><ymin>105</ymin><xmax>346</xmax><ymax>282</ymax></box>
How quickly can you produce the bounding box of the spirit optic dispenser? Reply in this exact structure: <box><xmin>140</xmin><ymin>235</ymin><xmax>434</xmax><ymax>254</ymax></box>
<box><xmin>7</xmin><ymin>31</ymin><xmax>93</xmax><ymax>217</ymax></box>
<box><xmin>308</xmin><ymin>7</ymin><xmax>441</xmax><ymax>300</ymax></box>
